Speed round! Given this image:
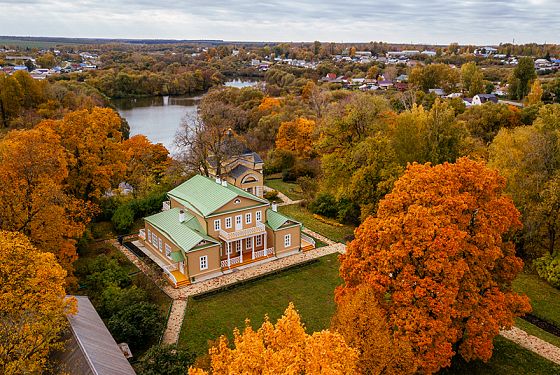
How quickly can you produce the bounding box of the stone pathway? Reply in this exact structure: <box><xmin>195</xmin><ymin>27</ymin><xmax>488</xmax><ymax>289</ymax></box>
<box><xmin>162</xmin><ymin>299</ymin><xmax>188</xmax><ymax>344</ymax></box>
<box><xmin>263</xmin><ymin>185</ymin><xmax>303</xmax><ymax>206</ymax></box>
<box><xmin>500</xmin><ymin>326</ymin><xmax>560</xmax><ymax>365</ymax></box>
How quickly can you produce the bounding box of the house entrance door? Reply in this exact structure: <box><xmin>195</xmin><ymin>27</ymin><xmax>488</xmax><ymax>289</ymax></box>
<box><xmin>179</xmin><ymin>261</ymin><xmax>184</xmax><ymax>274</ymax></box>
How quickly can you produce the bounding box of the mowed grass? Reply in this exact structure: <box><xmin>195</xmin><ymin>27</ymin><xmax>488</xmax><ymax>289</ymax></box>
<box><xmin>279</xmin><ymin>204</ymin><xmax>355</xmax><ymax>243</ymax></box>
<box><xmin>513</xmin><ymin>272</ymin><xmax>560</xmax><ymax>327</ymax></box>
<box><xmin>265</xmin><ymin>178</ymin><xmax>305</xmax><ymax>201</ymax></box>
<box><xmin>439</xmin><ymin>336</ymin><xmax>560</xmax><ymax>375</ymax></box>
<box><xmin>179</xmin><ymin>253</ymin><xmax>342</xmax><ymax>357</ymax></box>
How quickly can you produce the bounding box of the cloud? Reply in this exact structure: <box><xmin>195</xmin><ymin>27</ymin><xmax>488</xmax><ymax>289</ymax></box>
<box><xmin>0</xmin><ymin>0</ymin><xmax>558</xmax><ymax>44</ymax></box>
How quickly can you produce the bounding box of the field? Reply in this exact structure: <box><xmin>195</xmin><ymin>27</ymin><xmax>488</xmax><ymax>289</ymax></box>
<box><xmin>278</xmin><ymin>204</ymin><xmax>355</xmax><ymax>243</ymax></box>
<box><xmin>178</xmin><ymin>253</ymin><xmax>560</xmax><ymax>374</ymax></box>
<box><xmin>179</xmin><ymin>253</ymin><xmax>341</xmax><ymax>356</ymax></box>
<box><xmin>265</xmin><ymin>178</ymin><xmax>305</xmax><ymax>201</ymax></box>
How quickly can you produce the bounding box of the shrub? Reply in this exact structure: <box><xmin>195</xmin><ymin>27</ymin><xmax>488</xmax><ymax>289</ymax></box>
<box><xmin>264</xmin><ymin>189</ymin><xmax>279</xmax><ymax>201</ymax></box>
<box><xmin>136</xmin><ymin>344</ymin><xmax>196</xmax><ymax>375</ymax></box>
<box><xmin>264</xmin><ymin>149</ymin><xmax>295</xmax><ymax>175</ymax></box>
<box><xmin>108</xmin><ymin>302</ymin><xmax>164</xmax><ymax>350</ymax></box>
<box><xmin>308</xmin><ymin>193</ymin><xmax>338</xmax><ymax>218</ymax></box>
<box><xmin>111</xmin><ymin>204</ymin><xmax>135</xmax><ymax>234</ymax></box>
<box><xmin>79</xmin><ymin>255</ymin><xmax>132</xmax><ymax>293</ymax></box>
<box><xmin>534</xmin><ymin>255</ymin><xmax>560</xmax><ymax>288</ymax></box>
<box><xmin>337</xmin><ymin>199</ymin><xmax>361</xmax><ymax>226</ymax></box>
<box><xmin>98</xmin><ymin>285</ymin><xmax>149</xmax><ymax>318</ymax></box>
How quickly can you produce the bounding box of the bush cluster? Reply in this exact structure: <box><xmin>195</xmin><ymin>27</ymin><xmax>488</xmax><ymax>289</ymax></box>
<box><xmin>534</xmin><ymin>255</ymin><xmax>560</xmax><ymax>288</ymax></box>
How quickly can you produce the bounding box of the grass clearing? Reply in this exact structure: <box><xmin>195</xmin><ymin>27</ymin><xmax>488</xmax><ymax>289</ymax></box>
<box><xmin>439</xmin><ymin>336</ymin><xmax>560</xmax><ymax>374</ymax></box>
<box><xmin>278</xmin><ymin>204</ymin><xmax>355</xmax><ymax>243</ymax></box>
<box><xmin>265</xmin><ymin>179</ymin><xmax>305</xmax><ymax>201</ymax></box>
<box><xmin>513</xmin><ymin>272</ymin><xmax>560</xmax><ymax>327</ymax></box>
<box><xmin>179</xmin><ymin>253</ymin><xmax>341</xmax><ymax>357</ymax></box>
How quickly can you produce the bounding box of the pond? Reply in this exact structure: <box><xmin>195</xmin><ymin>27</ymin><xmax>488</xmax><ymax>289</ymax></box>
<box><xmin>112</xmin><ymin>79</ymin><xmax>260</xmax><ymax>153</ymax></box>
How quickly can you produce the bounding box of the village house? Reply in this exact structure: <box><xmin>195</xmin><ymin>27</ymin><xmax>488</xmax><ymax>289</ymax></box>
<box><xmin>137</xmin><ymin>175</ymin><xmax>315</xmax><ymax>288</ymax></box>
<box><xmin>472</xmin><ymin>93</ymin><xmax>498</xmax><ymax>105</ymax></box>
<box><xmin>209</xmin><ymin>151</ymin><xmax>265</xmax><ymax>198</ymax></box>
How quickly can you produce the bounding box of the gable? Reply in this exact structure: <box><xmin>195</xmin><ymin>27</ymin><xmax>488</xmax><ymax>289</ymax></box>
<box><xmin>213</xmin><ymin>195</ymin><xmax>268</xmax><ymax>215</ymax></box>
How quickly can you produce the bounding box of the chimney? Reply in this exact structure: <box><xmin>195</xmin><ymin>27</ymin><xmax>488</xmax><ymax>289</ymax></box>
<box><xmin>215</xmin><ymin>177</ymin><xmax>221</xmax><ymax>184</ymax></box>
<box><xmin>221</xmin><ymin>180</ymin><xmax>228</xmax><ymax>187</ymax></box>
<box><xmin>272</xmin><ymin>203</ymin><xmax>278</xmax><ymax>212</ymax></box>
<box><xmin>179</xmin><ymin>210</ymin><xmax>185</xmax><ymax>223</ymax></box>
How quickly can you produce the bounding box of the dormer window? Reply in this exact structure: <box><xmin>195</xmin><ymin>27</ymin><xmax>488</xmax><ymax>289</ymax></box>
<box><xmin>234</xmin><ymin>198</ymin><xmax>241</xmax><ymax>204</ymax></box>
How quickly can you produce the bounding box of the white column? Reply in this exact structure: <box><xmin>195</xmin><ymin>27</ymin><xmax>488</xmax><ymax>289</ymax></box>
<box><xmin>227</xmin><ymin>241</ymin><xmax>231</xmax><ymax>267</ymax></box>
<box><xmin>239</xmin><ymin>240</ymin><xmax>243</xmax><ymax>263</ymax></box>
<box><xmin>264</xmin><ymin>233</ymin><xmax>268</xmax><ymax>255</ymax></box>
<box><xmin>251</xmin><ymin>236</ymin><xmax>255</xmax><ymax>259</ymax></box>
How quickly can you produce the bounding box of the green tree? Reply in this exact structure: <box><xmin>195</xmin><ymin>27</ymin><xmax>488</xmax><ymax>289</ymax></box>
<box><xmin>108</xmin><ymin>302</ymin><xmax>164</xmax><ymax>351</ymax></box>
<box><xmin>137</xmin><ymin>344</ymin><xmax>195</xmax><ymax>375</ymax></box>
<box><xmin>460</xmin><ymin>62</ymin><xmax>484</xmax><ymax>97</ymax></box>
<box><xmin>508</xmin><ymin>57</ymin><xmax>536</xmax><ymax>100</ymax></box>
<box><xmin>0</xmin><ymin>74</ymin><xmax>23</xmax><ymax>127</ymax></box>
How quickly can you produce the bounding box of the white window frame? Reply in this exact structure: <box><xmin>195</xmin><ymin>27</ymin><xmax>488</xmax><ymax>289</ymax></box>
<box><xmin>158</xmin><ymin>238</ymin><xmax>163</xmax><ymax>251</ymax></box>
<box><xmin>147</xmin><ymin>229</ymin><xmax>152</xmax><ymax>242</ymax></box>
<box><xmin>235</xmin><ymin>215</ymin><xmax>242</xmax><ymax>230</ymax></box>
<box><xmin>225</xmin><ymin>217</ymin><xmax>232</xmax><ymax>229</ymax></box>
<box><xmin>236</xmin><ymin>240</ymin><xmax>241</xmax><ymax>253</ymax></box>
<box><xmin>199</xmin><ymin>255</ymin><xmax>208</xmax><ymax>270</ymax></box>
<box><xmin>245</xmin><ymin>213</ymin><xmax>252</xmax><ymax>224</ymax></box>
<box><xmin>246</xmin><ymin>237</ymin><xmax>252</xmax><ymax>249</ymax></box>
<box><xmin>284</xmin><ymin>234</ymin><xmax>291</xmax><ymax>248</ymax></box>
<box><xmin>226</xmin><ymin>242</ymin><xmax>232</xmax><ymax>255</ymax></box>
<box><xmin>256</xmin><ymin>211</ymin><xmax>262</xmax><ymax>222</ymax></box>
<box><xmin>214</xmin><ymin>219</ymin><xmax>221</xmax><ymax>231</ymax></box>
<box><xmin>256</xmin><ymin>235</ymin><xmax>262</xmax><ymax>247</ymax></box>
<box><xmin>165</xmin><ymin>244</ymin><xmax>172</xmax><ymax>259</ymax></box>
<box><xmin>151</xmin><ymin>233</ymin><xmax>157</xmax><ymax>247</ymax></box>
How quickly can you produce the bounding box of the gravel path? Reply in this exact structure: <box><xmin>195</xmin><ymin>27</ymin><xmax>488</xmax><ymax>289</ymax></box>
<box><xmin>500</xmin><ymin>326</ymin><xmax>560</xmax><ymax>365</ymax></box>
<box><xmin>263</xmin><ymin>185</ymin><xmax>303</xmax><ymax>206</ymax></box>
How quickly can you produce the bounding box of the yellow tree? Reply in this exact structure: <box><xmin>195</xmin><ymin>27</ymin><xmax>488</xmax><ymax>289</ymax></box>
<box><xmin>188</xmin><ymin>303</ymin><xmax>358</xmax><ymax>374</ymax></box>
<box><xmin>275</xmin><ymin>117</ymin><xmax>316</xmax><ymax>158</ymax></box>
<box><xmin>121</xmin><ymin>135</ymin><xmax>170</xmax><ymax>195</ymax></box>
<box><xmin>41</xmin><ymin>107</ymin><xmax>126</xmax><ymax>201</ymax></box>
<box><xmin>0</xmin><ymin>231</ymin><xmax>76</xmax><ymax>374</ymax></box>
<box><xmin>332</xmin><ymin>285</ymin><xmax>417</xmax><ymax>375</ymax></box>
<box><xmin>526</xmin><ymin>79</ymin><xmax>543</xmax><ymax>105</ymax></box>
<box><xmin>0</xmin><ymin>126</ymin><xmax>92</xmax><ymax>279</ymax></box>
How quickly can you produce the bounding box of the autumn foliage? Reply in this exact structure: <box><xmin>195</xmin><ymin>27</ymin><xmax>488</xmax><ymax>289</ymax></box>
<box><xmin>0</xmin><ymin>231</ymin><xmax>76</xmax><ymax>374</ymax></box>
<box><xmin>275</xmin><ymin>117</ymin><xmax>316</xmax><ymax>158</ymax></box>
<box><xmin>189</xmin><ymin>303</ymin><xmax>358</xmax><ymax>374</ymax></box>
<box><xmin>337</xmin><ymin>158</ymin><xmax>531</xmax><ymax>374</ymax></box>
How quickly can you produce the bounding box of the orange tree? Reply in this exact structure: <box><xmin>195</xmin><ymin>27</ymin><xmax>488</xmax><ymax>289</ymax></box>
<box><xmin>188</xmin><ymin>303</ymin><xmax>358</xmax><ymax>374</ymax></box>
<box><xmin>337</xmin><ymin>158</ymin><xmax>531</xmax><ymax>374</ymax></box>
<box><xmin>0</xmin><ymin>231</ymin><xmax>76</xmax><ymax>374</ymax></box>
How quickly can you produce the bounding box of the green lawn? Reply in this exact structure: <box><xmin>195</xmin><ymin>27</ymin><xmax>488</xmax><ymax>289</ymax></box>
<box><xmin>278</xmin><ymin>204</ymin><xmax>355</xmax><ymax>243</ymax></box>
<box><xmin>438</xmin><ymin>336</ymin><xmax>560</xmax><ymax>375</ymax></box>
<box><xmin>513</xmin><ymin>273</ymin><xmax>560</xmax><ymax>327</ymax></box>
<box><xmin>265</xmin><ymin>179</ymin><xmax>305</xmax><ymax>201</ymax></box>
<box><xmin>178</xmin><ymin>253</ymin><xmax>342</xmax><ymax>357</ymax></box>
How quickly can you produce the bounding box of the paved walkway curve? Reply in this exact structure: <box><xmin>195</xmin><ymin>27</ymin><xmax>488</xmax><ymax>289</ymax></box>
<box><xmin>500</xmin><ymin>326</ymin><xmax>560</xmax><ymax>365</ymax></box>
<box><xmin>263</xmin><ymin>185</ymin><xmax>303</xmax><ymax>207</ymax></box>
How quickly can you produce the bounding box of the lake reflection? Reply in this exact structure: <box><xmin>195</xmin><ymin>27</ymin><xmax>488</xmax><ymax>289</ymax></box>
<box><xmin>112</xmin><ymin>95</ymin><xmax>201</xmax><ymax>153</ymax></box>
<box><xmin>112</xmin><ymin>79</ymin><xmax>260</xmax><ymax>154</ymax></box>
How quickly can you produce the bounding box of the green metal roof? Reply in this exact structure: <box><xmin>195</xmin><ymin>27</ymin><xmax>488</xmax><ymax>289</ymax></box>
<box><xmin>266</xmin><ymin>209</ymin><xmax>301</xmax><ymax>231</ymax></box>
<box><xmin>170</xmin><ymin>251</ymin><xmax>184</xmax><ymax>262</ymax></box>
<box><xmin>168</xmin><ymin>175</ymin><xmax>268</xmax><ymax>217</ymax></box>
<box><xmin>145</xmin><ymin>208</ymin><xmax>218</xmax><ymax>253</ymax></box>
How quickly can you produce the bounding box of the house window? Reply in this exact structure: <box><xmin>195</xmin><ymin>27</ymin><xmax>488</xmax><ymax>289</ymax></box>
<box><xmin>199</xmin><ymin>256</ymin><xmax>208</xmax><ymax>271</ymax></box>
<box><xmin>226</xmin><ymin>243</ymin><xmax>232</xmax><ymax>255</ymax></box>
<box><xmin>246</xmin><ymin>238</ymin><xmax>252</xmax><ymax>249</ymax></box>
<box><xmin>256</xmin><ymin>235</ymin><xmax>262</xmax><ymax>247</ymax></box>
<box><xmin>165</xmin><ymin>244</ymin><xmax>172</xmax><ymax>259</ymax></box>
<box><xmin>284</xmin><ymin>234</ymin><xmax>291</xmax><ymax>248</ymax></box>
<box><xmin>225</xmin><ymin>217</ymin><xmax>232</xmax><ymax>229</ymax></box>
<box><xmin>214</xmin><ymin>219</ymin><xmax>221</xmax><ymax>231</ymax></box>
<box><xmin>256</xmin><ymin>211</ymin><xmax>262</xmax><ymax>222</ymax></box>
<box><xmin>236</xmin><ymin>241</ymin><xmax>241</xmax><ymax>253</ymax></box>
<box><xmin>151</xmin><ymin>233</ymin><xmax>158</xmax><ymax>247</ymax></box>
<box><xmin>158</xmin><ymin>238</ymin><xmax>163</xmax><ymax>251</ymax></box>
<box><xmin>147</xmin><ymin>229</ymin><xmax>152</xmax><ymax>242</ymax></box>
<box><xmin>245</xmin><ymin>213</ymin><xmax>252</xmax><ymax>224</ymax></box>
<box><xmin>234</xmin><ymin>198</ymin><xmax>241</xmax><ymax>204</ymax></box>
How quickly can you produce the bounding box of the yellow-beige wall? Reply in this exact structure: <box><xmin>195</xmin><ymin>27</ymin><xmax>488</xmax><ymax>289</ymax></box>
<box><xmin>274</xmin><ymin>225</ymin><xmax>301</xmax><ymax>256</ymax></box>
<box><xmin>185</xmin><ymin>245</ymin><xmax>221</xmax><ymax>280</ymax></box>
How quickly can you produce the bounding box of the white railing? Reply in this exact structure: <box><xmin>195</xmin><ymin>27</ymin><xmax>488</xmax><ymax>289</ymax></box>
<box><xmin>221</xmin><ymin>255</ymin><xmax>241</xmax><ymax>268</ymax></box>
<box><xmin>253</xmin><ymin>247</ymin><xmax>274</xmax><ymax>259</ymax></box>
<box><xmin>162</xmin><ymin>264</ymin><xmax>178</xmax><ymax>286</ymax></box>
<box><xmin>138</xmin><ymin>229</ymin><xmax>146</xmax><ymax>240</ymax></box>
<box><xmin>162</xmin><ymin>201</ymin><xmax>171</xmax><ymax>211</ymax></box>
<box><xmin>219</xmin><ymin>222</ymin><xmax>266</xmax><ymax>241</ymax></box>
<box><xmin>301</xmin><ymin>233</ymin><xmax>316</xmax><ymax>247</ymax></box>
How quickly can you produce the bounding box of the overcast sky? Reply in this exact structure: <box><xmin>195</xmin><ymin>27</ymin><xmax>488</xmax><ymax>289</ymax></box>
<box><xmin>1</xmin><ymin>0</ymin><xmax>558</xmax><ymax>45</ymax></box>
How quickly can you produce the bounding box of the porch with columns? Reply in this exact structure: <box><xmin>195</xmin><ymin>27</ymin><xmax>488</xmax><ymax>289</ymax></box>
<box><xmin>220</xmin><ymin>233</ymin><xmax>274</xmax><ymax>269</ymax></box>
